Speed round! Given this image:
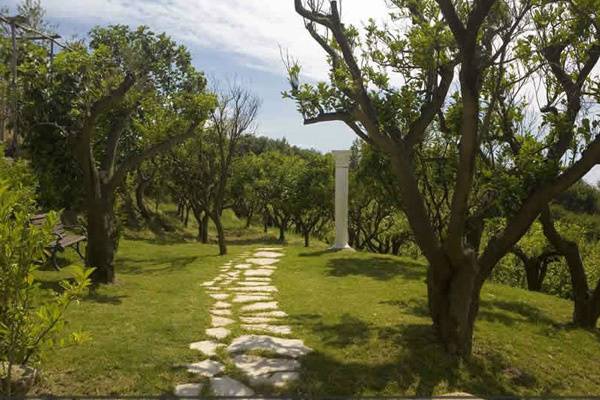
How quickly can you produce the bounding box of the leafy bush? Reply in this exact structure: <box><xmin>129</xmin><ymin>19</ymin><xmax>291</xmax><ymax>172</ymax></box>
<box><xmin>0</xmin><ymin>156</ymin><xmax>93</xmax><ymax>395</ymax></box>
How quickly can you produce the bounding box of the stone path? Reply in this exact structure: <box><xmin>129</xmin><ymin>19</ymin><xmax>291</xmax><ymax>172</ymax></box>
<box><xmin>174</xmin><ymin>247</ymin><xmax>312</xmax><ymax>397</ymax></box>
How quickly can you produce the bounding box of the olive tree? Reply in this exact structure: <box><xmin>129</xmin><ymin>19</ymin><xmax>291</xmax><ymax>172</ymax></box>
<box><xmin>25</xmin><ymin>25</ymin><xmax>215</xmax><ymax>283</ymax></box>
<box><xmin>287</xmin><ymin>0</ymin><xmax>600</xmax><ymax>356</ymax></box>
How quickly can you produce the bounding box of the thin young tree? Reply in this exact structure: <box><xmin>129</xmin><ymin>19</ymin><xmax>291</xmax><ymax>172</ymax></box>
<box><xmin>208</xmin><ymin>81</ymin><xmax>261</xmax><ymax>254</ymax></box>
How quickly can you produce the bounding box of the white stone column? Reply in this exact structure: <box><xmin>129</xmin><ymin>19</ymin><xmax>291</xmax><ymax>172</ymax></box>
<box><xmin>331</xmin><ymin>150</ymin><xmax>352</xmax><ymax>250</ymax></box>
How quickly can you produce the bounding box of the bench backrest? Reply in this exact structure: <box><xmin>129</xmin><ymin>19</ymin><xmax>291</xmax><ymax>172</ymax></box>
<box><xmin>30</xmin><ymin>214</ymin><xmax>66</xmax><ymax>237</ymax></box>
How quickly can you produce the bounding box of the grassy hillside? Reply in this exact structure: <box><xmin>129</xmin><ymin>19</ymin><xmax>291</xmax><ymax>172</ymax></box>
<box><xmin>31</xmin><ymin>219</ymin><xmax>600</xmax><ymax>396</ymax></box>
<box><xmin>277</xmin><ymin>245</ymin><xmax>600</xmax><ymax>396</ymax></box>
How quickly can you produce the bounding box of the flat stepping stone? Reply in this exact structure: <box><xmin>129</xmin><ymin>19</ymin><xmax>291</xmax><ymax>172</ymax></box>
<box><xmin>235</xmin><ymin>264</ymin><xmax>252</xmax><ymax>269</ymax></box>
<box><xmin>246</xmin><ymin>258</ymin><xmax>279</xmax><ymax>266</ymax></box>
<box><xmin>252</xmin><ymin>251</ymin><xmax>284</xmax><ymax>258</ymax></box>
<box><xmin>245</xmin><ymin>277</ymin><xmax>271</xmax><ymax>282</ymax></box>
<box><xmin>240</xmin><ymin>301</ymin><xmax>279</xmax><ymax>312</ymax></box>
<box><xmin>244</xmin><ymin>269</ymin><xmax>274</xmax><ymax>277</ymax></box>
<box><xmin>201</xmin><ymin>281</ymin><xmax>215</xmax><ymax>286</ymax></box>
<box><xmin>232</xmin><ymin>294</ymin><xmax>272</xmax><ymax>303</ymax></box>
<box><xmin>228</xmin><ymin>335</ymin><xmax>312</xmax><ymax>358</ymax></box>
<box><xmin>248</xmin><ymin>310</ymin><xmax>288</xmax><ymax>318</ymax></box>
<box><xmin>256</xmin><ymin>247</ymin><xmax>283</xmax><ymax>251</ymax></box>
<box><xmin>210</xmin><ymin>308</ymin><xmax>232</xmax><ymax>316</ymax></box>
<box><xmin>226</xmin><ymin>271</ymin><xmax>240</xmax><ymax>277</ymax></box>
<box><xmin>240</xmin><ymin>316</ymin><xmax>280</xmax><ymax>324</ymax></box>
<box><xmin>209</xmin><ymin>293</ymin><xmax>229</xmax><ymax>300</ymax></box>
<box><xmin>205</xmin><ymin>286</ymin><xmax>221</xmax><ymax>291</ymax></box>
<box><xmin>212</xmin><ymin>315</ymin><xmax>235</xmax><ymax>327</ymax></box>
<box><xmin>232</xmin><ymin>354</ymin><xmax>299</xmax><ymax>379</ymax></box>
<box><xmin>213</xmin><ymin>301</ymin><xmax>231</xmax><ymax>309</ymax></box>
<box><xmin>210</xmin><ymin>376</ymin><xmax>254</xmax><ymax>396</ymax></box>
<box><xmin>440</xmin><ymin>393</ymin><xmax>484</xmax><ymax>400</ymax></box>
<box><xmin>249</xmin><ymin>371</ymin><xmax>299</xmax><ymax>387</ymax></box>
<box><xmin>174</xmin><ymin>383</ymin><xmax>203</xmax><ymax>396</ymax></box>
<box><xmin>206</xmin><ymin>327</ymin><xmax>230</xmax><ymax>340</ymax></box>
<box><xmin>189</xmin><ymin>340</ymin><xmax>222</xmax><ymax>356</ymax></box>
<box><xmin>238</xmin><ymin>281</ymin><xmax>270</xmax><ymax>286</ymax></box>
<box><xmin>242</xmin><ymin>323</ymin><xmax>292</xmax><ymax>335</ymax></box>
<box><xmin>186</xmin><ymin>359</ymin><xmax>225</xmax><ymax>377</ymax></box>
<box><xmin>233</xmin><ymin>286</ymin><xmax>278</xmax><ymax>292</ymax></box>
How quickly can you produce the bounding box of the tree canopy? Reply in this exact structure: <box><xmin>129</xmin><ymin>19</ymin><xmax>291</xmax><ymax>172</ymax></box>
<box><xmin>287</xmin><ymin>0</ymin><xmax>600</xmax><ymax>356</ymax></box>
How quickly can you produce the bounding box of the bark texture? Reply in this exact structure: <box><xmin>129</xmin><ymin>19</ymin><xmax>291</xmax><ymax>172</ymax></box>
<box><xmin>541</xmin><ymin>207</ymin><xmax>600</xmax><ymax>328</ymax></box>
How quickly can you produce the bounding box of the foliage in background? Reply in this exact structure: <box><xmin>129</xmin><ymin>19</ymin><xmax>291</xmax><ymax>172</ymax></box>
<box><xmin>349</xmin><ymin>141</ymin><xmax>414</xmax><ymax>255</ymax></box>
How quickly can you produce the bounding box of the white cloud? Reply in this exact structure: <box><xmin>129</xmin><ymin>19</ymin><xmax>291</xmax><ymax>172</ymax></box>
<box><xmin>38</xmin><ymin>0</ymin><xmax>391</xmax><ymax>80</ymax></box>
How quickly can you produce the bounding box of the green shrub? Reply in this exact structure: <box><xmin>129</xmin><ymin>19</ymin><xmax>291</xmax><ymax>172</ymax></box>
<box><xmin>0</xmin><ymin>156</ymin><xmax>93</xmax><ymax>395</ymax></box>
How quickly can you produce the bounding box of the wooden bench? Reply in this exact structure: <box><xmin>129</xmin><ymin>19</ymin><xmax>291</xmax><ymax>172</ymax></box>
<box><xmin>30</xmin><ymin>213</ymin><xmax>87</xmax><ymax>270</ymax></box>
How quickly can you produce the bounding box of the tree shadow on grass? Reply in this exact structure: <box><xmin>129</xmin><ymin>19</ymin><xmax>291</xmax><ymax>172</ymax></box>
<box><xmin>380</xmin><ymin>298</ymin><xmax>430</xmax><ymax>316</ymax></box>
<box><xmin>298</xmin><ymin>249</ymin><xmax>334</xmax><ymax>257</ymax></box>
<box><xmin>37</xmin><ymin>279</ymin><xmax>69</xmax><ymax>294</ymax></box>
<box><xmin>36</xmin><ymin>280</ymin><xmax>126</xmax><ymax>305</ymax></box>
<box><xmin>326</xmin><ymin>256</ymin><xmax>426</xmax><ymax>281</ymax></box>
<box><xmin>291</xmin><ymin>313</ymin><xmax>371</xmax><ymax>347</ymax></box>
<box><xmin>83</xmin><ymin>292</ymin><xmax>128</xmax><ymax>305</ymax></box>
<box><xmin>291</xmin><ymin>313</ymin><xmax>534</xmax><ymax>397</ymax></box>
<box><xmin>225</xmin><ymin>235</ymin><xmax>282</xmax><ymax>246</ymax></box>
<box><xmin>478</xmin><ymin>298</ymin><xmax>559</xmax><ymax>327</ymax></box>
<box><xmin>116</xmin><ymin>255</ymin><xmax>199</xmax><ymax>275</ymax></box>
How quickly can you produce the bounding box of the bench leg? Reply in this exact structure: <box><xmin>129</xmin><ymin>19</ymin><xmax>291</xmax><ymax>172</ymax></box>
<box><xmin>50</xmin><ymin>248</ymin><xmax>60</xmax><ymax>271</ymax></box>
<box><xmin>75</xmin><ymin>242</ymin><xmax>85</xmax><ymax>260</ymax></box>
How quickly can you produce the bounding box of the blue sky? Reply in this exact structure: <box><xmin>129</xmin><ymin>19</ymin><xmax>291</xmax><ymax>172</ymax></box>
<box><xmin>3</xmin><ymin>0</ymin><xmax>384</xmax><ymax>152</ymax></box>
<box><xmin>4</xmin><ymin>0</ymin><xmax>599</xmax><ymax>183</ymax></box>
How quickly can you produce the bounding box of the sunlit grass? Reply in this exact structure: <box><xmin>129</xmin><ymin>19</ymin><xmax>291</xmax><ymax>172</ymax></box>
<box><xmin>31</xmin><ymin>221</ymin><xmax>600</xmax><ymax>396</ymax></box>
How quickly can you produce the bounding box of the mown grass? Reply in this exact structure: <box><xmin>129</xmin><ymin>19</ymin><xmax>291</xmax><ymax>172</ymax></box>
<box><xmin>30</xmin><ymin>213</ymin><xmax>600</xmax><ymax>396</ymax></box>
<box><xmin>32</xmin><ymin>239</ymin><xmax>243</xmax><ymax>395</ymax></box>
<box><xmin>277</xmin><ymin>245</ymin><xmax>600</xmax><ymax>396</ymax></box>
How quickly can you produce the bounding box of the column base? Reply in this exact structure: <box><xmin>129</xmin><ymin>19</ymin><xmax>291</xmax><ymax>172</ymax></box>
<box><xmin>328</xmin><ymin>243</ymin><xmax>355</xmax><ymax>251</ymax></box>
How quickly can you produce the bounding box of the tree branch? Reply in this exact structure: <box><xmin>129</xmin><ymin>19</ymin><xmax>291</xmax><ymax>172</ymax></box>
<box><xmin>109</xmin><ymin>120</ymin><xmax>202</xmax><ymax>189</ymax></box>
<box><xmin>90</xmin><ymin>74</ymin><xmax>136</xmax><ymax>120</ymax></box>
<box><xmin>102</xmin><ymin>110</ymin><xmax>133</xmax><ymax>177</ymax></box>
<box><xmin>479</xmin><ymin>133</ymin><xmax>600</xmax><ymax>279</ymax></box>
<box><xmin>405</xmin><ymin>63</ymin><xmax>455</xmax><ymax>148</ymax></box>
<box><xmin>435</xmin><ymin>0</ymin><xmax>467</xmax><ymax>45</ymax></box>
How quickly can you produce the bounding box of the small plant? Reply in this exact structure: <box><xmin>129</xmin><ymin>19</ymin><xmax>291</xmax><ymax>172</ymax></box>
<box><xmin>0</xmin><ymin>157</ymin><xmax>93</xmax><ymax>396</ymax></box>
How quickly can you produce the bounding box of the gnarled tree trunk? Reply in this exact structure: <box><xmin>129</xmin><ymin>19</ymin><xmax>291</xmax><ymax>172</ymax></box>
<box><xmin>541</xmin><ymin>207</ymin><xmax>600</xmax><ymax>328</ymax></box>
<box><xmin>192</xmin><ymin>206</ymin><xmax>207</xmax><ymax>243</ymax></box>
<box><xmin>211</xmin><ymin>213</ymin><xmax>227</xmax><ymax>255</ymax></box>
<box><xmin>184</xmin><ymin>205</ymin><xmax>190</xmax><ymax>227</ymax></box>
<box><xmin>86</xmin><ymin>193</ymin><xmax>118</xmax><ymax>284</ymax></box>
<box><xmin>135</xmin><ymin>173</ymin><xmax>151</xmax><ymax>220</ymax></box>
<box><xmin>278</xmin><ymin>224</ymin><xmax>286</xmax><ymax>242</ymax></box>
<box><xmin>201</xmin><ymin>214</ymin><xmax>209</xmax><ymax>243</ymax></box>
<box><xmin>427</xmin><ymin>253</ymin><xmax>480</xmax><ymax>356</ymax></box>
<box><xmin>512</xmin><ymin>247</ymin><xmax>556</xmax><ymax>292</ymax></box>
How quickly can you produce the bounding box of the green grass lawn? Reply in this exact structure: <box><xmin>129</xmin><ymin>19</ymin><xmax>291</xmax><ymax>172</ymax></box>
<box><xmin>277</xmin><ymin>246</ymin><xmax>600</xmax><ymax>396</ymax></box>
<box><xmin>31</xmin><ymin>219</ymin><xmax>600</xmax><ymax>396</ymax></box>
